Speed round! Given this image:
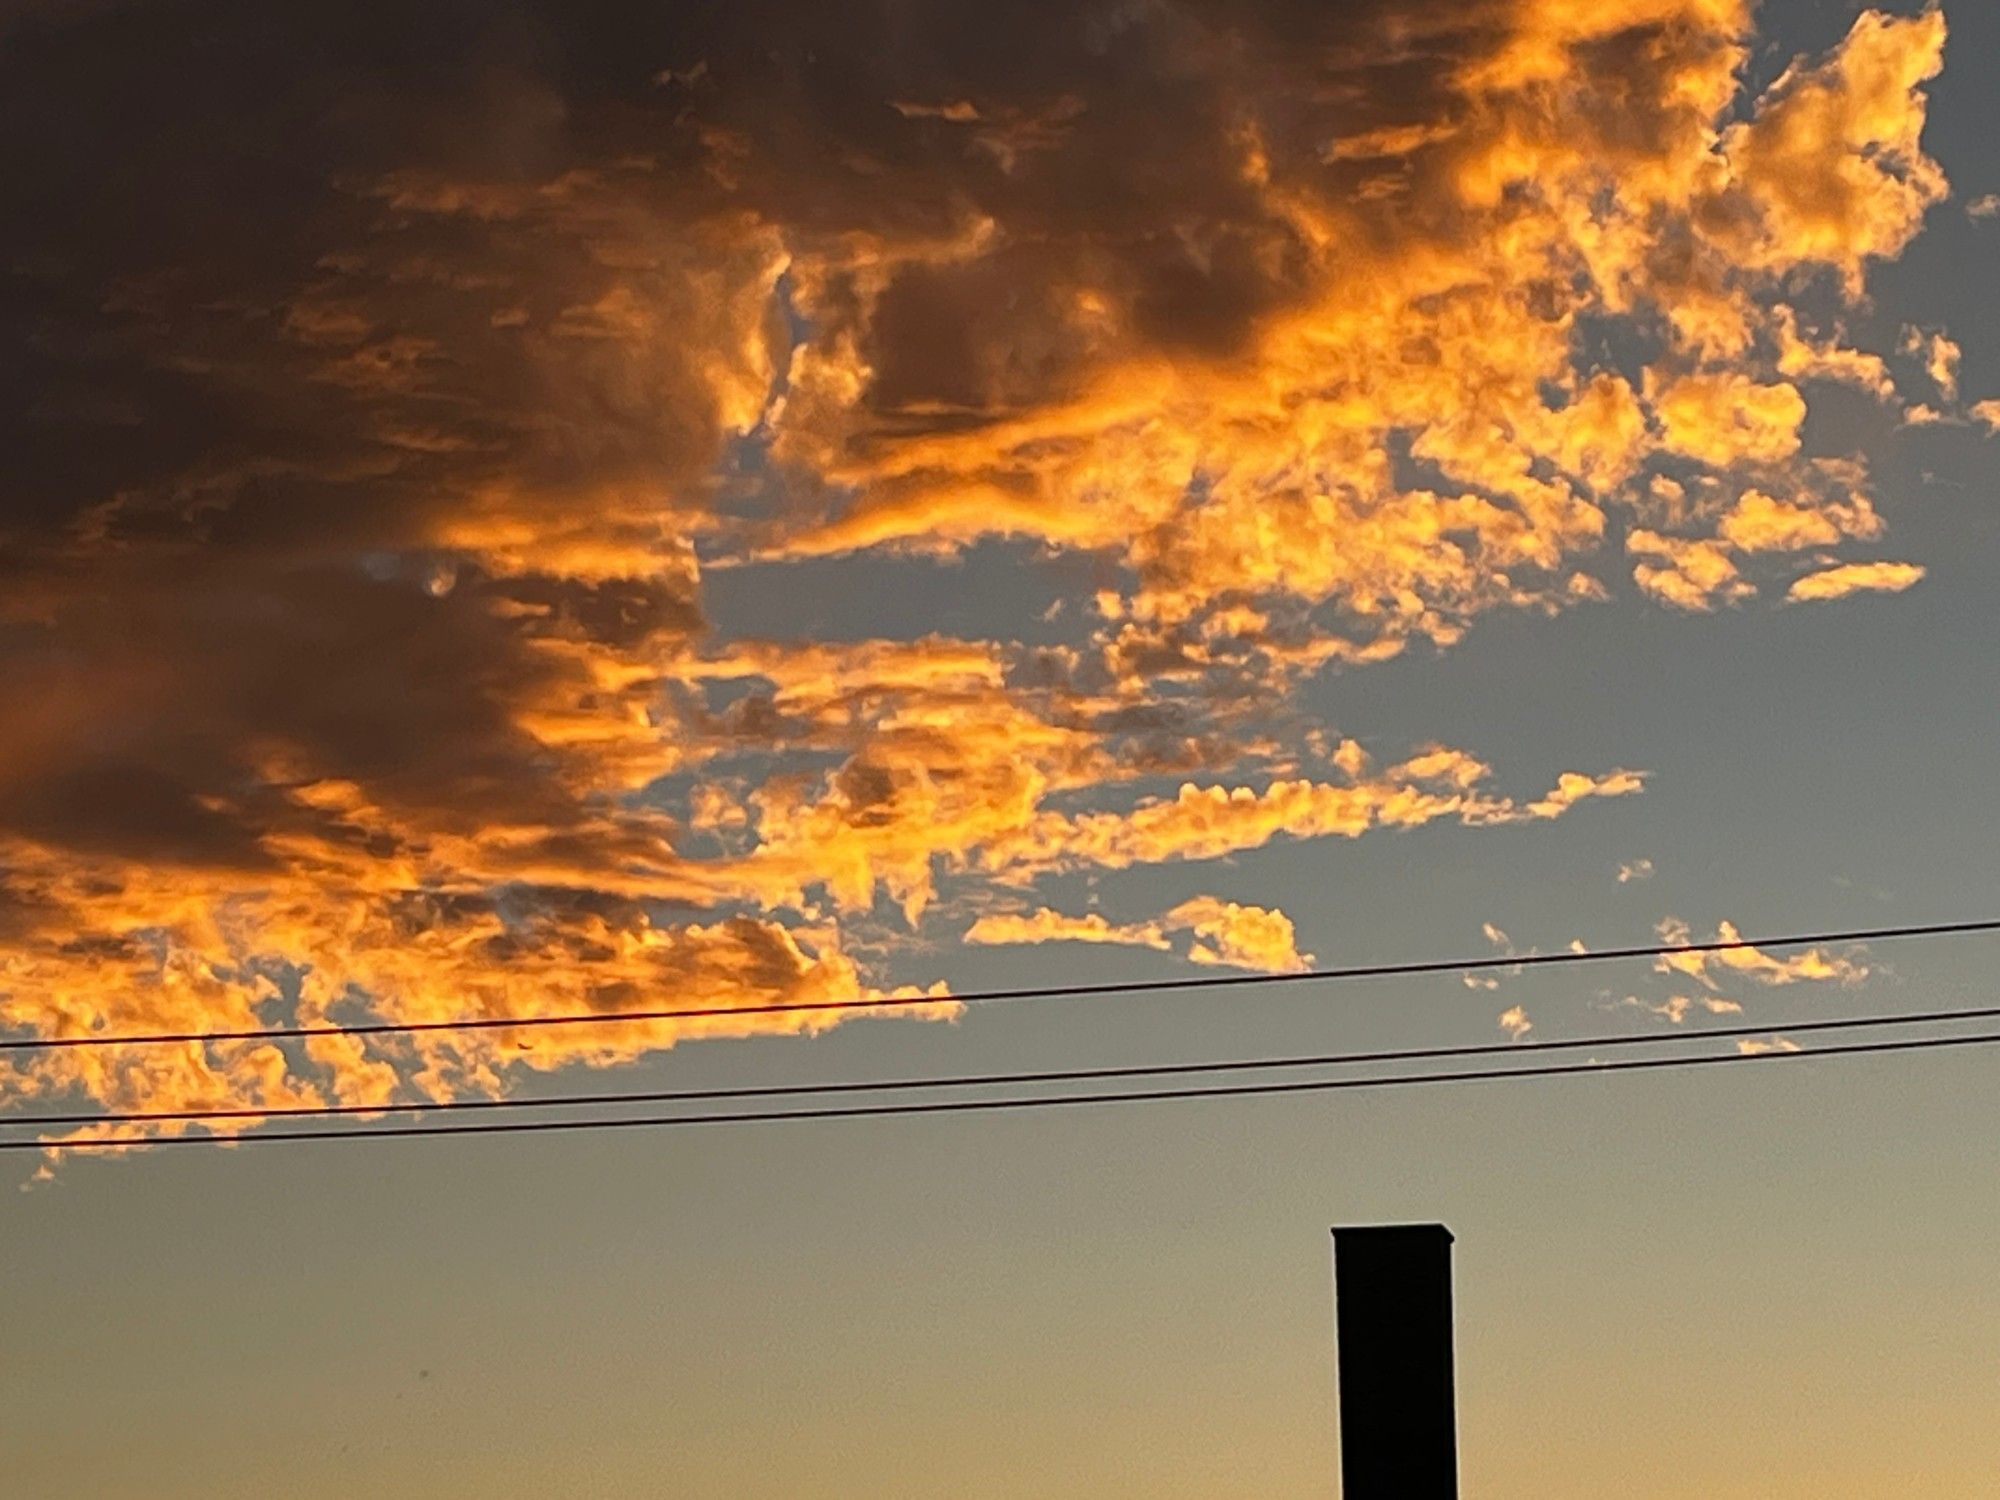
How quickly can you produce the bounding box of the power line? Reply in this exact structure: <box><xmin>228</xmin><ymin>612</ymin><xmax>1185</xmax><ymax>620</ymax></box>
<box><xmin>10</xmin><ymin>997</ymin><xmax>2000</xmax><ymax>1130</ymax></box>
<box><xmin>12</xmin><ymin>1025</ymin><xmax>2000</xmax><ymax>1152</ymax></box>
<box><xmin>3</xmin><ymin>916</ymin><xmax>1994</xmax><ymax>1055</ymax></box>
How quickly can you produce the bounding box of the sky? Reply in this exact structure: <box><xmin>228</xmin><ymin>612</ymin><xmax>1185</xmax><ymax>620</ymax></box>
<box><xmin>1</xmin><ymin>0</ymin><xmax>1998</xmax><ymax>1494</ymax></box>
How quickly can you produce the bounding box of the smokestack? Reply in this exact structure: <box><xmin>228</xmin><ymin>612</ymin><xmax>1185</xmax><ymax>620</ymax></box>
<box><xmin>1330</xmin><ymin>1224</ymin><xmax>1458</xmax><ymax>1500</ymax></box>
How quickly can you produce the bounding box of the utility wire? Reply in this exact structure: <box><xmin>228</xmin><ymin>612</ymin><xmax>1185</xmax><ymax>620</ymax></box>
<box><xmin>3</xmin><ymin>917</ymin><xmax>1994</xmax><ymax>1055</ymax></box>
<box><xmin>9</xmin><ymin>998</ymin><xmax>2000</xmax><ymax>1130</ymax></box>
<box><xmin>12</xmin><ymin>1026</ymin><xmax>2000</xmax><ymax>1152</ymax></box>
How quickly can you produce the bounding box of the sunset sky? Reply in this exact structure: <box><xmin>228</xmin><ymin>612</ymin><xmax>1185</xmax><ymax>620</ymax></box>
<box><xmin>3</xmin><ymin>0</ymin><xmax>1999</xmax><ymax>1493</ymax></box>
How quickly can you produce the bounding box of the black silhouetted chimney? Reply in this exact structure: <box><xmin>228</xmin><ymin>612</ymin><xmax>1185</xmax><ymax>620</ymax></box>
<box><xmin>1330</xmin><ymin>1223</ymin><xmax>1458</xmax><ymax>1499</ymax></box>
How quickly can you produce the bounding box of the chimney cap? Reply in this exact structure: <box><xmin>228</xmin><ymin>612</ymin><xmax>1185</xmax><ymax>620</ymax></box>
<box><xmin>1330</xmin><ymin>1222</ymin><xmax>1454</xmax><ymax>1245</ymax></box>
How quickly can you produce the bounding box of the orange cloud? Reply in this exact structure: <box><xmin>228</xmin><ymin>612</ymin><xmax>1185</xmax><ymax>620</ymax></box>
<box><xmin>754</xmin><ymin>7</ymin><xmax>1944</xmax><ymax>656</ymax></box>
<box><xmin>1167</xmin><ymin>898</ymin><xmax>1312</xmax><ymax>974</ymax></box>
<box><xmin>1715</xmin><ymin>8</ymin><xmax>1948</xmax><ymax>291</ymax></box>
<box><xmin>965</xmin><ymin>896</ymin><xmax>1310</xmax><ymax>973</ymax></box>
<box><xmin>1653</xmin><ymin>919</ymin><xmax>1869</xmax><ymax>991</ymax></box>
<box><xmin>1640</xmin><ymin>994</ymin><xmax>1746</xmax><ymax>1024</ymax></box>
<box><xmin>1786</xmin><ymin>562</ymin><xmax>1927</xmax><ymax>602</ymax></box>
<box><xmin>964</xmin><ymin>909</ymin><xmax>1170</xmax><ymax>951</ymax></box>
<box><xmin>1772</xmin><ymin>307</ymin><xmax>1898</xmax><ymax>402</ymax></box>
<box><xmin>1718</xmin><ymin>489</ymin><xmax>1879</xmax><ymax>553</ymax></box>
<box><xmin>986</xmin><ymin>759</ymin><xmax>1645</xmax><ymax>879</ymax></box>
<box><xmin>0</xmin><ymin>0</ymin><xmax>1959</xmax><ymax>1162</ymax></box>
<box><xmin>1648</xmin><ymin>373</ymin><xmax>1807</xmax><ymax>468</ymax></box>
<box><xmin>1737</xmin><ymin>1036</ymin><xmax>1802</xmax><ymax>1056</ymax></box>
<box><xmin>1903</xmin><ymin>326</ymin><xmax>1963</xmax><ymax>403</ymax></box>
<box><xmin>1527</xmin><ymin>770</ymin><xmax>1649</xmax><ymax>819</ymax></box>
<box><xmin>1627</xmin><ymin>531</ymin><xmax>1751</xmax><ymax>612</ymax></box>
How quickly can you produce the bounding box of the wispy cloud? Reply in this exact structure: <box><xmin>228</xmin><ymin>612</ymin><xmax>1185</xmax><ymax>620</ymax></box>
<box><xmin>1653</xmin><ymin>919</ymin><xmax>1870</xmax><ymax>990</ymax></box>
<box><xmin>966</xmin><ymin>897</ymin><xmax>1311</xmax><ymax>974</ymax></box>
<box><xmin>1786</xmin><ymin>562</ymin><xmax>1927</xmax><ymax>602</ymax></box>
<box><xmin>1737</xmin><ymin>1036</ymin><xmax>1803</xmax><ymax>1056</ymax></box>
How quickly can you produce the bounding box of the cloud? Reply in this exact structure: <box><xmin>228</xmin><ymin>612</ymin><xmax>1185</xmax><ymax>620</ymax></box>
<box><xmin>1625</xmin><ymin>993</ymin><xmax>1744</xmax><ymax>1025</ymax></box>
<box><xmin>1628</xmin><ymin>530</ymin><xmax>1752</xmax><ymax>611</ymax></box>
<box><xmin>1971</xmin><ymin>399</ymin><xmax>2000</xmax><ymax>433</ymax></box>
<box><xmin>1786</xmin><ymin>561</ymin><xmax>1927</xmax><ymax>602</ymax></box>
<box><xmin>1971</xmin><ymin>194</ymin><xmax>2000</xmax><ymax>220</ymax></box>
<box><xmin>1528</xmin><ymin>769</ymin><xmax>1647</xmax><ymax>818</ymax></box>
<box><xmin>1929</xmin><ymin>336</ymin><xmax>1962</xmax><ymax>403</ymax></box>
<box><xmin>1736</xmin><ymin>1036</ymin><xmax>1802</xmax><ymax>1056</ymax></box>
<box><xmin>1168</xmin><ymin>897</ymin><xmax>1312</xmax><ymax>973</ymax></box>
<box><xmin>1772</xmin><ymin>306</ymin><xmax>1897</xmax><ymax>402</ymax></box>
<box><xmin>1589</xmin><ymin>912</ymin><xmax>1857</xmax><ymax>1039</ymax></box>
<box><xmin>1717</xmin><ymin>489</ymin><xmax>1879</xmax><ymax>554</ymax></box>
<box><xmin>1629</xmin><ymin>474</ymin><xmax>1891</xmax><ymax>608</ymax></box>
<box><xmin>965</xmin><ymin>895</ymin><xmax>1310</xmax><ymax>972</ymax></box>
<box><xmin>1653</xmin><ymin>918</ymin><xmax>1869</xmax><ymax>990</ymax></box>
<box><xmin>1903</xmin><ymin>326</ymin><xmax>1962</xmax><ymax>402</ymax></box>
<box><xmin>981</xmin><ymin>757</ymin><xmax>1646</xmax><ymax>881</ymax></box>
<box><xmin>0</xmin><ymin>0</ymin><xmax>1959</xmax><ymax>1157</ymax></box>
<box><xmin>964</xmin><ymin>908</ymin><xmax>1170</xmax><ymax>950</ymax></box>
<box><xmin>1714</xmin><ymin>7</ymin><xmax>1948</xmax><ymax>292</ymax></box>
<box><xmin>1497</xmin><ymin>1006</ymin><xmax>1531</xmax><ymax>1041</ymax></box>
<box><xmin>1648</xmin><ymin>373</ymin><xmax>1807</xmax><ymax>468</ymax></box>
<box><xmin>1617</xmin><ymin>859</ymin><xmax>1655</xmax><ymax>884</ymax></box>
